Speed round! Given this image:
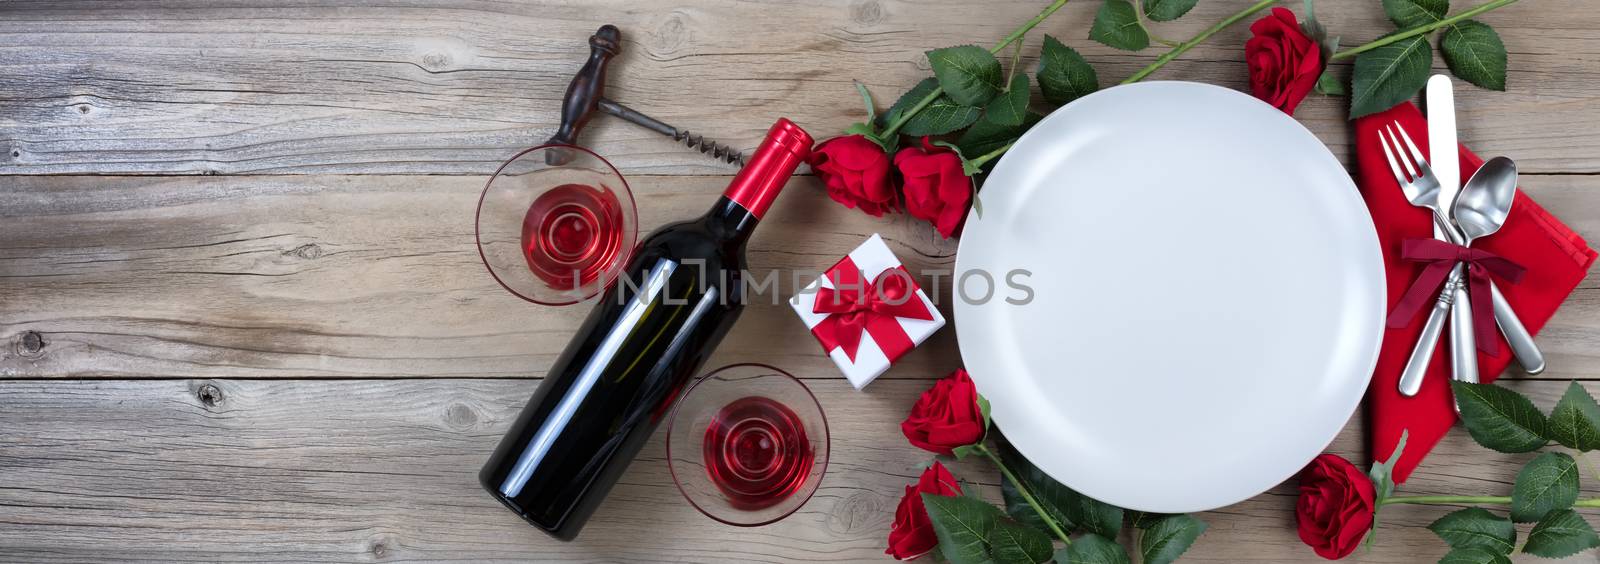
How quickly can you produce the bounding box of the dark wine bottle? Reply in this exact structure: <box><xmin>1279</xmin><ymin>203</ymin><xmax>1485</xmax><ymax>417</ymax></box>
<box><xmin>480</xmin><ymin>118</ymin><xmax>813</xmax><ymax>540</ymax></box>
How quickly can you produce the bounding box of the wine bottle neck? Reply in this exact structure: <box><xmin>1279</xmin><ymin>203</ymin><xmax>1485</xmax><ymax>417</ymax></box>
<box><xmin>705</xmin><ymin>196</ymin><xmax>759</xmax><ymax>245</ymax></box>
<box><xmin>721</xmin><ymin>119</ymin><xmax>813</xmax><ymax>221</ymax></box>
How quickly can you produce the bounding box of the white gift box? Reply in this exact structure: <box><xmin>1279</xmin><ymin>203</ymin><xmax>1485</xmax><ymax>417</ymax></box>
<box><xmin>789</xmin><ymin>234</ymin><xmax>946</xmax><ymax>389</ymax></box>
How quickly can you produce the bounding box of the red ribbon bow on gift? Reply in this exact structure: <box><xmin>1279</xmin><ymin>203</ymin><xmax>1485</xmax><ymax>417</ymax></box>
<box><xmin>1388</xmin><ymin>238</ymin><xmax>1527</xmax><ymax>355</ymax></box>
<box><xmin>811</xmin><ymin>260</ymin><xmax>934</xmax><ymax>362</ymax></box>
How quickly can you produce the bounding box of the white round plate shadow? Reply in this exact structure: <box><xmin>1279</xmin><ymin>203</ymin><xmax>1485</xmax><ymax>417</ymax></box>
<box><xmin>953</xmin><ymin>81</ymin><xmax>1385</xmax><ymax>513</ymax></box>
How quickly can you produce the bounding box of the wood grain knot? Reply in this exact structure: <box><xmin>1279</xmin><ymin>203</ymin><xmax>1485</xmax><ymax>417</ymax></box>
<box><xmin>15</xmin><ymin>331</ymin><xmax>46</xmax><ymax>358</ymax></box>
<box><xmin>368</xmin><ymin>532</ymin><xmax>400</xmax><ymax>560</ymax></box>
<box><xmin>826</xmin><ymin>490</ymin><xmax>889</xmax><ymax>534</ymax></box>
<box><xmin>850</xmin><ymin>0</ymin><xmax>885</xmax><ymax>26</ymax></box>
<box><xmin>285</xmin><ymin>243</ymin><xmax>324</xmax><ymax>260</ymax></box>
<box><xmin>196</xmin><ymin>383</ymin><xmax>224</xmax><ymax>408</ymax></box>
<box><xmin>419</xmin><ymin>52</ymin><xmax>450</xmax><ymax>72</ymax></box>
<box><xmin>650</xmin><ymin>13</ymin><xmax>689</xmax><ymax>55</ymax></box>
<box><xmin>443</xmin><ymin>402</ymin><xmax>478</xmax><ymax>430</ymax></box>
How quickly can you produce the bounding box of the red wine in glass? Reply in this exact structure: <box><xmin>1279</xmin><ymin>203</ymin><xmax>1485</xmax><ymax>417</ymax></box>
<box><xmin>520</xmin><ymin>182</ymin><xmax>626</xmax><ymax>291</ymax></box>
<box><xmin>703</xmin><ymin>396</ymin><xmax>814</xmax><ymax>510</ymax></box>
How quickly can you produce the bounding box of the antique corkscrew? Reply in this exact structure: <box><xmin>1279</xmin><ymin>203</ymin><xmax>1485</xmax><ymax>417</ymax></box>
<box><xmin>549</xmin><ymin>25</ymin><xmax>744</xmax><ymax>166</ymax></box>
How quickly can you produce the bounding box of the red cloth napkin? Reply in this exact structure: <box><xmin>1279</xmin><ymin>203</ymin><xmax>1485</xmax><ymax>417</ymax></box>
<box><xmin>1356</xmin><ymin>103</ymin><xmax>1596</xmax><ymax>483</ymax></box>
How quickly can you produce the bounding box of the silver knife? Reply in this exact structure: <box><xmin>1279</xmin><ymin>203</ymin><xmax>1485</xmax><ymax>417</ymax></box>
<box><xmin>1426</xmin><ymin>75</ymin><xmax>1479</xmax><ymax>394</ymax></box>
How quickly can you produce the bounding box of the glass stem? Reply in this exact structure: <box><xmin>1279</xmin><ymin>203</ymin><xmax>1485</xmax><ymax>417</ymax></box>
<box><xmin>879</xmin><ymin>0</ymin><xmax>1070</xmax><ymax>138</ymax></box>
<box><xmin>975</xmin><ymin>443</ymin><xmax>1073</xmax><ymax>545</ymax></box>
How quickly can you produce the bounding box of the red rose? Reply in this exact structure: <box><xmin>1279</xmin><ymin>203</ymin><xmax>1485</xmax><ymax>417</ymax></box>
<box><xmin>901</xmin><ymin>369</ymin><xmax>986</xmax><ymax>456</ymax></box>
<box><xmin>886</xmin><ymin>461</ymin><xmax>963</xmax><ymax>560</ymax></box>
<box><xmin>895</xmin><ymin>138</ymin><xmax>973</xmax><ymax>238</ymax></box>
<box><xmin>809</xmin><ymin>135</ymin><xmax>896</xmax><ymax>216</ymax></box>
<box><xmin>1245</xmin><ymin>7</ymin><xmax>1323</xmax><ymax>115</ymax></box>
<box><xmin>1296</xmin><ymin>454</ymin><xmax>1376</xmax><ymax>560</ymax></box>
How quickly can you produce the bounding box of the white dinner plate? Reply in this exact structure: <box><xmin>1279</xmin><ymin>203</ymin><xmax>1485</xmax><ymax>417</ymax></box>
<box><xmin>953</xmin><ymin>81</ymin><xmax>1385</xmax><ymax>513</ymax></box>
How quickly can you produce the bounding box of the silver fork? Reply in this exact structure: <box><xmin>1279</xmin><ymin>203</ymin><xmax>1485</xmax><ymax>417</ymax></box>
<box><xmin>1378</xmin><ymin>123</ymin><xmax>1474</xmax><ymax>399</ymax></box>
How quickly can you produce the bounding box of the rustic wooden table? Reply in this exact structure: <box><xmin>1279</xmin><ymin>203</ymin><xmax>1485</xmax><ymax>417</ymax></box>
<box><xmin>2</xmin><ymin>1</ymin><xmax>1597</xmax><ymax>562</ymax></box>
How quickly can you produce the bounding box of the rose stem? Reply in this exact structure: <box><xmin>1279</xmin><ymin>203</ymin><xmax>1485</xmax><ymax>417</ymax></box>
<box><xmin>1330</xmin><ymin>0</ymin><xmax>1521</xmax><ymax>60</ymax></box>
<box><xmin>878</xmin><ymin>0</ymin><xmax>1070</xmax><ymax>139</ymax></box>
<box><xmin>967</xmin><ymin>140</ymin><xmax>1017</xmax><ymax>169</ymax></box>
<box><xmin>1380</xmin><ymin>495</ymin><xmax>1600</xmax><ymax>508</ymax></box>
<box><xmin>1121</xmin><ymin>0</ymin><xmax>1278</xmax><ymax>85</ymax></box>
<box><xmin>974</xmin><ymin>443</ymin><xmax>1074</xmax><ymax>545</ymax></box>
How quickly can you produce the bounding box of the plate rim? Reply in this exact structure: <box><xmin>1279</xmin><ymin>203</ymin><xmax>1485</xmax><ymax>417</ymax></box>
<box><xmin>951</xmin><ymin>80</ymin><xmax>1387</xmax><ymax>513</ymax></box>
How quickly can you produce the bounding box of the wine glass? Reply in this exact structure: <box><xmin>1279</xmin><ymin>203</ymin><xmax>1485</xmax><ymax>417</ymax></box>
<box><xmin>475</xmin><ymin>144</ymin><xmax>637</xmax><ymax>306</ymax></box>
<box><xmin>665</xmin><ymin>364</ymin><xmax>830</xmax><ymax>527</ymax></box>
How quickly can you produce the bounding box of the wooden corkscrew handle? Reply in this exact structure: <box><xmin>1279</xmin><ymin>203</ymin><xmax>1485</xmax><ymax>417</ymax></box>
<box><xmin>547</xmin><ymin>25</ymin><xmax>620</xmax><ymax>147</ymax></box>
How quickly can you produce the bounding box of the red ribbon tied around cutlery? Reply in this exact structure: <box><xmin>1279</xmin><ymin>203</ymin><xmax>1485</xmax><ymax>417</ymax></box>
<box><xmin>1388</xmin><ymin>238</ymin><xmax>1527</xmax><ymax>355</ymax></box>
<box><xmin>811</xmin><ymin>258</ymin><xmax>933</xmax><ymax>362</ymax></box>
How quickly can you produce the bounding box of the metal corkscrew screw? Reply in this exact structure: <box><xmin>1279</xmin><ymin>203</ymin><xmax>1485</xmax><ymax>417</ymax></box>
<box><xmin>548</xmin><ymin>25</ymin><xmax>745</xmax><ymax>167</ymax></box>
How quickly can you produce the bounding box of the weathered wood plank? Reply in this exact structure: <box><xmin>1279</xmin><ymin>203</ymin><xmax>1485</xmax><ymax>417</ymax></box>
<box><xmin>0</xmin><ymin>377</ymin><xmax>1596</xmax><ymax>562</ymax></box>
<box><xmin>0</xmin><ymin>174</ymin><xmax>963</xmax><ymax>379</ymax></box>
<box><xmin>1</xmin><ymin>1</ymin><xmax>1596</xmax><ymax>174</ymax></box>
<box><xmin>4</xmin><ymin>174</ymin><xmax>1596</xmax><ymax>380</ymax></box>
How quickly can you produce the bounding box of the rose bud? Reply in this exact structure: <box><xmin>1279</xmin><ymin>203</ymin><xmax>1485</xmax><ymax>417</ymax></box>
<box><xmin>1245</xmin><ymin>7</ymin><xmax>1323</xmax><ymax>116</ymax></box>
<box><xmin>808</xmin><ymin>134</ymin><xmax>897</xmax><ymax>216</ymax></box>
<box><xmin>901</xmin><ymin>369</ymin><xmax>986</xmax><ymax>456</ymax></box>
<box><xmin>1296</xmin><ymin>453</ymin><xmax>1377</xmax><ymax>559</ymax></box>
<box><xmin>886</xmin><ymin>461</ymin><xmax>963</xmax><ymax>560</ymax></box>
<box><xmin>895</xmin><ymin>138</ymin><xmax>973</xmax><ymax>239</ymax></box>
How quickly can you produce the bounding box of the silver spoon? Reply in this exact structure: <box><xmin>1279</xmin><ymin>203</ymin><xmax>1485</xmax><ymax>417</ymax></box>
<box><xmin>1395</xmin><ymin>157</ymin><xmax>1517</xmax><ymax>397</ymax></box>
<box><xmin>1445</xmin><ymin>156</ymin><xmax>1518</xmax><ymax>389</ymax></box>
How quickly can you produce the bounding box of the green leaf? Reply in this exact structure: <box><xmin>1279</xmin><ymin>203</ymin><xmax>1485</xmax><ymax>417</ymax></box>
<box><xmin>1000</xmin><ymin>471</ymin><xmax>1065</xmax><ymax>535</ymax></box>
<box><xmin>1300</xmin><ymin>0</ymin><xmax>1328</xmax><ymax>44</ymax></box>
<box><xmin>961</xmin><ymin>479</ymin><xmax>987</xmax><ymax>501</ymax></box>
<box><xmin>1090</xmin><ymin>0</ymin><xmax>1149</xmax><ymax>51</ymax></box>
<box><xmin>1382</xmin><ymin>0</ymin><xmax>1447</xmax><ymax>28</ymax></box>
<box><xmin>930</xmin><ymin>140</ymin><xmax>984</xmax><ymax>177</ymax></box>
<box><xmin>977</xmin><ymin>393</ymin><xmax>993</xmax><ymax>431</ymax></box>
<box><xmin>1143</xmin><ymin>0</ymin><xmax>1197</xmax><ymax>21</ymax></box>
<box><xmin>1139</xmin><ymin>514</ymin><xmax>1207</xmax><ymax>564</ymax></box>
<box><xmin>923</xmin><ymin>493</ymin><xmax>1003</xmax><ymax>564</ymax></box>
<box><xmin>1128</xmin><ymin>510</ymin><xmax>1171</xmax><ymax>530</ymax></box>
<box><xmin>1370</xmin><ymin>429</ymin><xmax>1409</xmax><ymax>506</ymax></box>
<box><xmin>1453</xmin><ymin>381</ymin><xmax>1551</xmax><ymax>453</ymax></box>
<box><xmin>1441</xmin><ymin>21</ymin><xmax>1507</xmax><ymax>91</ymax></box>
<box><xmin>957</xmin><ymin>112</ymin><xmax>1037</xmax><ymax>160</ymax></box>
<box><xmin>1054</xmin><ymin>534</ymin><xmax>1131</xmax><ymax>564</ymax></box>
<box><xmin>950</xmin><ymin>444</ymin><xmax>979</xmax><ymax>460</ymax></box>
<box><xmin>853</xmin><ymin>81</ymin><xmax>877</xmax><ymax>126</ymax></box>
<box><xmin>1511</xmin><ymin>452</ymin><xmax>1580</xmax><ymax>523</ymax></box>
<box><xmin>1350</xmin><ymin>34</ymin><xmax>1433</xmax><ymax>119</ymax></box>
<box><xmin>985</xmin><ymin>74</ymin><xmax>1030</xmax><ymax>127</ymax></box>
<box><xmin>1037</xmin><ymin>35</ymin><xmax>1099</xmax><ymax>105</ymax></box>
<box><xmin>841</xmin><ymin>123</ymin><xmax>893</xmax><ymax>152</ymax></box>
<box><xmin>928</xmin><ymin>45</ymin><xmax>1004</xmax><ymax>107</ymax></box>
<box><xmin>988</xmin><ymin>519</ymin><xmax>1053</xmax><ymax>564</ymax></box>
<box><xmin>999</xmin><ymin>440</ymin><xmax>1122</xmax><ymax>538</ymax></box>
<box><xmin>1428</xmin><ymin>508</ymin><xmax>1516</xmax><ymax>554</ymax></box>
<box><xmin>1524</xmin><ymin>509</ymin><xmax>1600</xmax><ymax>558</ymax></box>
<box><xmin>1548</xmin><ymin>381</ymin><xmax>1600</xmax><ymax>451</ymax></box>
<box><xmin>880</xmin><ymin>77</ymin><xmax>939</xmax><ymax>130</ymax></box>
<box><xmin>902</xmin><ymin>97</ymin><xmax>983</xmax><ymax>137</ymax></box>
<box><xmin>1315</xmin><ymin>67</ymin><xmax>1347</xmax><ymax>96</ymax></box>
<box><xmin>1437</xmin><ymin>547</ymin><xmax>1512</xmax><ymax>564</ymax></box>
